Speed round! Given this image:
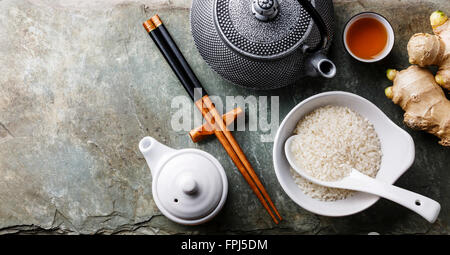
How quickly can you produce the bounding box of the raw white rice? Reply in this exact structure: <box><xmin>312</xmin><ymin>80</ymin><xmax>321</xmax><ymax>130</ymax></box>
<box><xmin>289</xmin><ymin>105</ymin><xmax>382</xmax><ymax>201</ymax></box>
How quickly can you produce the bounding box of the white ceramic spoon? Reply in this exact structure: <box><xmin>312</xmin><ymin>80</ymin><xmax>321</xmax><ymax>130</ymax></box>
<box><xmin>285</xmin><ymin>135</ymin><xmax>441</xmax><ymax>223</ymax></box>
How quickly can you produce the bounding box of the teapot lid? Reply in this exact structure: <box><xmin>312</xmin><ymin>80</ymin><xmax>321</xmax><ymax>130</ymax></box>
<box><xmin>153</xmin><ymin>149</ymin><xmax>227</xmax><ymax>222</ymax></box>
<box><xmin>214</xmin><ymin>0</ymin><xmax>312</xmax><ymax>59</ymax></box>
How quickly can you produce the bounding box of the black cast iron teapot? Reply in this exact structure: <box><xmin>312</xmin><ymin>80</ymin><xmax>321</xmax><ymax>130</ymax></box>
<box><xmin>190</xmin><ymin>0</ymin><xmax>336</xmax><ymax>89</ymax></box>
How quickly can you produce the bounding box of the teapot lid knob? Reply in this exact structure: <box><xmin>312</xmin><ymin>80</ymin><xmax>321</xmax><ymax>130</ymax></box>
<box><xmin>252</xmin><ymin>0</ymin><xmax>279</xmax><ymax>22</ymax></box>
<box><xmin>179</xmin><ymin>175</ymin><xmax>198</xmax><ymax>195</ymax></box>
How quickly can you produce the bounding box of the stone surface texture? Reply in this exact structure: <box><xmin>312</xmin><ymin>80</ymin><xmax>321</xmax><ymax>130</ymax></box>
<box><xmin>0</xmin><ymin>0</ymin><xmax>449</xmax><ymax>234</ymax></box>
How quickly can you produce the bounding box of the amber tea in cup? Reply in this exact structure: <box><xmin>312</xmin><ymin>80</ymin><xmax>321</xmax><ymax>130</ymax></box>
<box><xmin>343</xmin><ymin>12</ymin><xmax>394</xmax><ymax>62</ymax></box>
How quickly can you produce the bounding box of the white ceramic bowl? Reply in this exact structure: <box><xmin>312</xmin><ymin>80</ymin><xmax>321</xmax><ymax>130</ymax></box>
<box><xmin>343</xmin><ymin>12</ymin><xmax>395</xmax><ymax>63</ymax></box>
<box><xmin>273</xmin><ymin>91</ymin><xmax>415</xmax><ymax>217</ymax></box>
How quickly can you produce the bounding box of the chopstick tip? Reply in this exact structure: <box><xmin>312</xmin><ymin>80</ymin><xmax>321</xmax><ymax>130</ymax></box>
<box><xmin>143</xmin><ymin>19</ymin><xmax>155</xmax><ymax>33</ymax></box>
<box><xmin>143</xmin><ymin>14</ymin><xmax>162</xmax><ymax>33</ymax></box>
<box><xmin>150</xmin><ymin>14</ymin><xmax>163</xmax><ymax>28</ymax></box>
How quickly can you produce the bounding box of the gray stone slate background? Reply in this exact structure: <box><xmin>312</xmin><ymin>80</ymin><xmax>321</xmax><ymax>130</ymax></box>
<box><xmin>0</xmin><ymin>0</ymin><xmax>449</xmax><ymax>234</ymax></box>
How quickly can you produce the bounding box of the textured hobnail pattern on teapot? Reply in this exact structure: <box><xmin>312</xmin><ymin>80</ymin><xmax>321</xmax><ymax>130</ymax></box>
<box><xmin>190</xmin><ymin>0</ymin><xmax>335</xmax><ymax>89</ymax></box>
<box><xmin>216</xmin><ymin>0</ymin><xmax>310</xmax><ymax>57</ymax></box>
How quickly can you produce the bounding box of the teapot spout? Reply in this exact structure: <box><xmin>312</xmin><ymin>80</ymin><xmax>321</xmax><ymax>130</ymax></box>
<box><xmin>139</xmin><ymin>136</ymin><xmax>176</xmax><ymax>176</ymax></box>
<box><xmin>305</xmin><ymin>52</ymin><xmax>336</xmax><ymax>78</ymax></box>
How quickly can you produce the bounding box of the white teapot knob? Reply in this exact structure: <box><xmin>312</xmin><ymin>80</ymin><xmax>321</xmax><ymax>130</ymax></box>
<box><xmin>179</xmin><ymin>175</ymin><xmax>198</xmax><ymax>195</ymax></box>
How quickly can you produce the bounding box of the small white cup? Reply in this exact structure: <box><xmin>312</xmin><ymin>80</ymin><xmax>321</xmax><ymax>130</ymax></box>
<box><xmin>343</xmin><ymin>12</ymin><xmax>395</xmax><ymax>63</ymax></box>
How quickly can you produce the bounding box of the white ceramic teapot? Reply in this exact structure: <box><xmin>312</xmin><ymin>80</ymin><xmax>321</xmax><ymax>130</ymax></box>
<box><xmin>139</xmin><ymin>136</ymin><xmax>228</xmax><ymax>225</ymax></box>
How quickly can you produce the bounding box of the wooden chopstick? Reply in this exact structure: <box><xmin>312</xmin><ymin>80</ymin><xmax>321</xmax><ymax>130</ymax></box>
<box><xmin>195</xmin><ymin>97</ymin><xmax>279</xmax><ymax>224</ymax></box>
<box><xmin>200</xmin><ymin>96</ymin><xmax>282</xmax><ymax>222</ymax></box>
<box><xmin>189</xmin><ymin>107</ymin><xmax>243</xmax><ymax>143</ymax></box>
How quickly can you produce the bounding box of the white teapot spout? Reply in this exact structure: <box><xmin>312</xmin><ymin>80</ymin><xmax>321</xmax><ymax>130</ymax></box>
<box><xmin>139</xmin><ymin>136</ymin><xmax>176</xmax><ymax>176</ymax></box>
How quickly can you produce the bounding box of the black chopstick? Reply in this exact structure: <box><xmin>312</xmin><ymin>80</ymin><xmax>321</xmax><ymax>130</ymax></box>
<box><xmin>143</xmin><ymin>15</ymin><xmax>206</xmax><ymax>100</ymax></box>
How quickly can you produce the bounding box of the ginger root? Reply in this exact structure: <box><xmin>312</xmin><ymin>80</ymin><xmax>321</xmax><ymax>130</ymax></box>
<box><xmin>385</xmin><ymin>66</ymin><xmax>450</xmax><ymax>146</ymax></box>
<box><xmin>385</xmin><ymin>11</ymin><xmax>450</xmax><ymax>146</ymax></box>
<box><xmin>407</xmin><ymin>11</ymin><xmax>450</xmax><ymax>90</ymax></box>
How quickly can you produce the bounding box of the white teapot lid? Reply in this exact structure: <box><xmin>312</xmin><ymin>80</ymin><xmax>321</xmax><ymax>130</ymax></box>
<box><xmin>153</xmin><ymin>149</ymin><xmax>227</xmax><ymax>223</ymax></box>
